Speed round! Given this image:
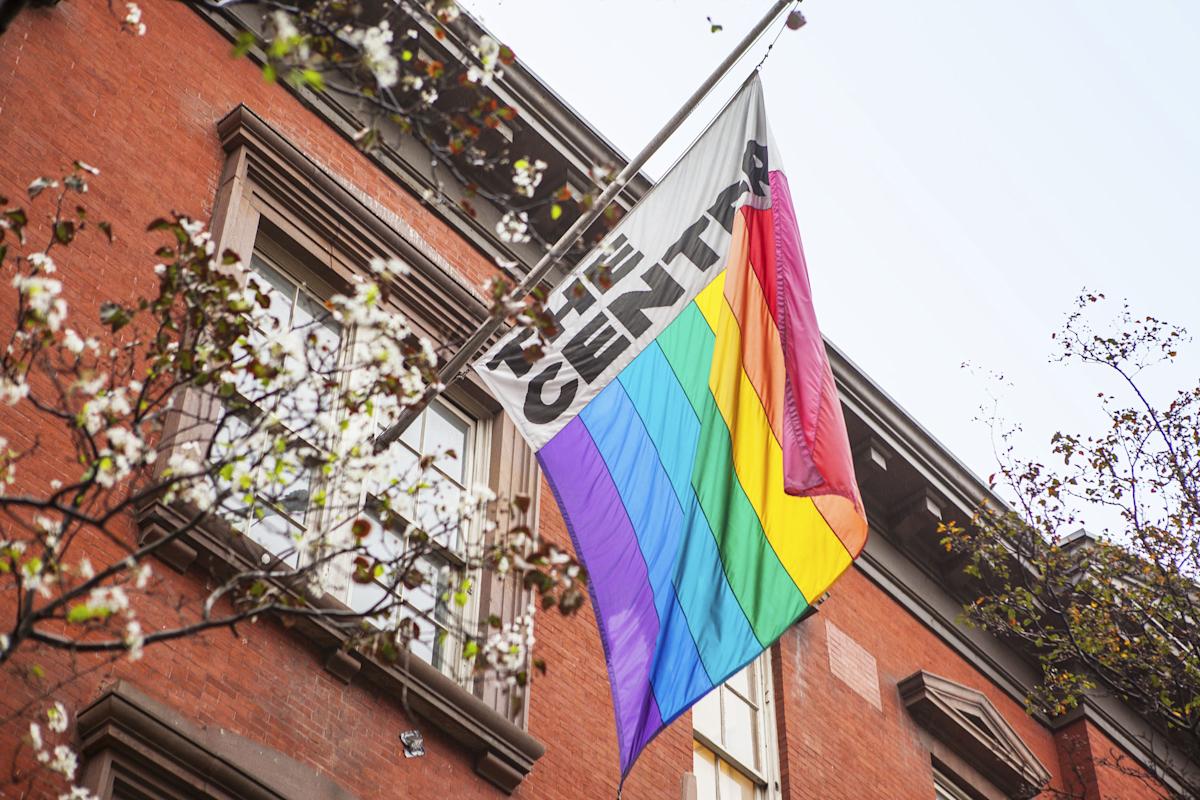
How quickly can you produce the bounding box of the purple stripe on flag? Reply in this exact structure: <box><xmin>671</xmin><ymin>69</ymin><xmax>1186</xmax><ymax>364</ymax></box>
<box><xmin>539</xmin><ymin>417</ymin><xmax>664</xmax><ymax>775</ymax></box>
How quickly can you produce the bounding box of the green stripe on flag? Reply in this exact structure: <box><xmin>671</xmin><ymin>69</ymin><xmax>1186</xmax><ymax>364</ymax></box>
<box><xmin>656</xmin><ymin>302</ymin><xmax>808</xmax><ymax>644</ymax></box>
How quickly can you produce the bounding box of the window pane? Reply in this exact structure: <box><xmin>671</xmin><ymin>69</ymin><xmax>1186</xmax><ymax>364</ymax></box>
<box><xmin>934</xmin><ymin>775</ymin><xmax>972</xmax><ymax>800</ymax></box>
<box><xmin>416</xmin><ymin>479</ymin><xmax>463</xmax><ymax>551</ymax></box>
<box><xmin>692</xmin><ymin>687</ymin><xmax>722</xmax><ymax>743</ymax></box>
<box><xmin>408</xmin><ymin>622</ymin><xmax>438</xmax><ymax>667</ymax></box>
<box><xmin>726</xmin><ymin>662</ymin><xmax>754</xmax><ymax>701</ymax></box>
<box><xmin>349</xmin><ymin>523</ymin><xmax>403</xmax><ymax>624</ymax></box>
<box><xmin>424</xmin><ymin>402</ymin><xmax>468</xmax><ymax>483</ymax></box>
<box><xmin>692</xmin><ymin>741</ymin><xmax>719</xmax><ymax>800</ymax></box>
<box><xmin>722</xmin><ymin>691</ymin><xmax>758</xmax><ymax>769</ymax></box>
<box><xmin>293</xmin><ymin>289</ymin><xmax>342</xmax><ymax>394</ymax></box>
<box><xmin>407</xmin><ymin>553</ymin><xmax>450</xmax><ymax>622</ymax></box>
<box><xmin>246</xmin><ymin>506</ymin><xmax>301</xmax><ymax>568</ymax></box>
<box><xmin>275</xmin><ymin>468</ymin><xmax>312</xmax><ymax>526</ymax></box>
<box><xmin>718</xmin><ymin>760</ymin><xmax>757</xmax><ymax>800</ymax></box>
<box><xmin>348</xmin><ymin>576</ymin><xmax>390</xmax><ymax>621</ymax></box>
<box><xmin>249</xmin><ymin>255</ymin><xmax>296</xmax><ymax>333</ymax></box>
<box><xmin>399</xmin><ymin>414</ymin><xmax>421</xmax><ymax>450</ymax></box>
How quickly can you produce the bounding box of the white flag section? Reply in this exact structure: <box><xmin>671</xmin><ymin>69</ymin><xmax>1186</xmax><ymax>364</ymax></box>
<box><xmin>474</xmin><ymin>78</ymin><xmax>779</xmax><ymax>451</ymax></box>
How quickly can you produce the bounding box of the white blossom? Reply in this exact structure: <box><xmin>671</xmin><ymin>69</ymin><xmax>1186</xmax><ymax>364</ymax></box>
<box><xmin>480</xmin><ymin>613</ymin><xmax>536</xmax><ymax>676</ymax></box>
<box><xmin>12</xmin><ymin>272</ymin><xmax>67</xmax><ymax>331</ymax></box>
<box><xmin>60</xmin><ymin>788</ymin><xmax>96</xmax><ymax>800</ymax></box>
<box><xmin>46</xmin><ymin>744</ymin><xmax>78</xmax><ymax>780</ymax></box>
<box><xmin>434</xmin><ymin>2</ymin><xmax>460</xmax><ymax>23</ymax></box>
<box><xmin>75</xmin><ymin>373</ymin><xmax>107</xmax><ymax>397</ymax></box>
<box><xmin>23</xmin><ymin>559</ymin><xmax>54</xmax><ymax>598</ymax></box>
<box><xmin>467</xmin><ymin>35</ymin><xmax>503</xmax><ymax>86</ymax></box>
<box><xmin>28</xmin><ymin>252</ymin><xmax>55</xmax><ymax>273</ymax></box>
<box><xmin>132</xmin><ymin>561</ymin><xmax>152</xmax><ymax>590</ymax></box>
<box><xmin>124</xmin><ymin>620</ymin><xmax>145</xmax><ymax>661</ymax></box>
<box><xmin>29</xmin><ymin>722</ymin><xmax>43</xmax><ymax>751</ymax></box>
<box><xmin>87</xmin><ymin>584</ymin><xmax>130</xmax><ymax>616</ymax></box>
<box><xmin>495</xmin><ymin>210</ymin><xmax>530</xmax><ymax>244</ymax></box>
<box><xmin>345</xmin><ymin>21</ymin><xmax>399</xmax><ymax>89</ymax></box>
<box><xmin>62</xmin><ymin>328</ymin><xmax>85</xmax><ymax>354</ymax></box>
<box><xmin>46</xmin><ymin>702</ymin><xmax>69</xmax><ymax>734</ymax></box>
<box><xmin>0</xmin><ymin>375</ymin><xmax>28</xmax><ymax>405</ymax></box>
<box><xmin>510</xmin><ymin>157</ymin><xmax>547</xmax><ymax>198</ymax></box>
<box><xmin>367</xmin><ymin>257</ymin><xmax>411</xmax><ymax>278</ymax></box>
<box><xmin>124</xmin><ymin>3</ymin><xmax>146</xmax><ymax>36</ymax></box>
<box><xmin>270</xmin><ymin>10</ymin><xmax>298</xmax><ymax>42</ymax></box>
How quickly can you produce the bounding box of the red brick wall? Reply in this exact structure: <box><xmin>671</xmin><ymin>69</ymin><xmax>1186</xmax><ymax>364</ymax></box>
<box><xmin>0</xmin><ymin>3</ymin><xmax>1175</xmax><ymax>800</ymax></box>
<box><xmin>1054</xmin><ymin>719</ymin><xmax>1168</xmax><ymax>800</ymax></box>
<box><xmin>0</xmin><ymin>3</ymin><xmax>527</xmax><ymax>799</ymax></box>
<box><xmin>771</xmin><ymin>566</ymin><xmax>1162</xmax><ymax>800</ymax></box>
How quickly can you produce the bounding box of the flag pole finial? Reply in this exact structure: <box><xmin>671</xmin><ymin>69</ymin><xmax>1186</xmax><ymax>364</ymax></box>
<box><xmin>756</xmin><ymin>2</ymin><xmax>804</xmax><ymax>72</ymax></box>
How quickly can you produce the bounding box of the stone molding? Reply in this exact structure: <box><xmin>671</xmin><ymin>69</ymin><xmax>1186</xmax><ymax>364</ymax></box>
<box><xmin>900</xmin><ymin>670</ymin><xmax>1051</xmax><ymax>799</ymax></box>
<box><xmin>78</xmin><ymin>680</ymin><xmax>359</xmax><ymax>800</ymax></box>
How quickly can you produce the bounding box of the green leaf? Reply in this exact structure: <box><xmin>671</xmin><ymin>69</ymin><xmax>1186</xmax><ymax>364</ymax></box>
<box><xmin>100</xmin><ymin>302</ymin><xmax>132</xmax><ymax>332</ymax></box>
<box><xmin>54</xmin><ymin>220</ymin><xmax>75</xmax><ymax>245</ymax></box>
<box><xmin>232</xmin><ymin>31</ymin><xmax>257</xmax><ymax>58</ymax></box>
<box><xmin>301</xmin><ymin>68</ymin><xmax>325</xmax><ymax>91</ymax></box>
<box><xmin>67</xmin><ymin>603</ymin><xmax>111</xmax><ymax>624</ymax></box>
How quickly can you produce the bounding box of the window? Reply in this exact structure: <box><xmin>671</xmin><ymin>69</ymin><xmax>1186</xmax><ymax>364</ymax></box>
<box><xmin>933</xmin><ymin>771</ymin><xmax>974</xmax><ymax>800</ymax></box>
<box><xmin>692</xmin><ymin>654</ymin><xmax>779</xmax><ymax>800</ymax></box>
<box><xmin>346</xmin><ymin>398</ymin><xmax>489</xmax><ymax>681</ymax></box>
<box><xmin>216</xmin><ymin>234</ymin><xmax>343</xmax><ymax>567</ymax></box>
<box><xmin>213</xmin><ymin>226</ymin><xmax>490</xmax><ymax>685</ymax></box>
<box><xmin>134</xmin><ymin>107</ymin><xmax>544</xmax><ymax>788</ymax></box>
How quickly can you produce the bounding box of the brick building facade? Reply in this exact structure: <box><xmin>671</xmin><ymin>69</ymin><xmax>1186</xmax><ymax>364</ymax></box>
<box><xmin>0</xmin><ymin>2</ymin><xmax>1193</xmax><ymax>798</ymax></box>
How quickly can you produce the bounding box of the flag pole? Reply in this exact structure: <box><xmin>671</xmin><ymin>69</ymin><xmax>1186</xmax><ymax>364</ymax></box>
<box><xmin>378</xmin><ymin>0</ymin><xmax>798</xmax><ymax>447</ymax></box>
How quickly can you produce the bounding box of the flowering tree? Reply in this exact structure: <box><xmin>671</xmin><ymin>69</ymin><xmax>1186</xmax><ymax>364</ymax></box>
<box><xmin>242</xmin><ymin>0</ymin><xmax>622</xmax><ymax>251</ymax></box>
<box><xmin>943</xmin><ymin>294</ymin><xmax>1199</xmax><ymax>799</ymax></box>
<box><xmin>0</xmin><ymin>1</ymin><xmax>609</xmax><ymax>796</ymax></box>
<box><xmin>0</xmin><ymin>159</ymin><xmax>586</xmax><ymax>798</ymax></box>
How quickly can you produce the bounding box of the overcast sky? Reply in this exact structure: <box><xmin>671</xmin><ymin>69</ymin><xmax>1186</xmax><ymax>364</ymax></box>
<box><xmin>460</xmin><ymin>0</ymin><xmax>1199</xmax><ymax>527</ymax></box>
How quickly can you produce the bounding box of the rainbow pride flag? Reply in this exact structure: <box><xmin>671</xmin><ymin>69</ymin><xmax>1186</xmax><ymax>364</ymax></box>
<box><xmin>475</xmin><ymin>77</ymin><xmax>867</xmax><ymax>778</ymax></box>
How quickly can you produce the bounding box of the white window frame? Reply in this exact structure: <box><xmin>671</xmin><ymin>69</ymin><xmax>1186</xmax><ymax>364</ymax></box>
<box><xmin>217</xmin><ymin>233</ymin><xmax>346</xmax><ymax>569</ymax></box>
<box><xmin>933</xmin><ymin>770</ymin><xmax>975</xmax><ymax>800</ymax></box>
<box><xmin>334</xmin><ymin>395</ymin><xmax>491</xmax><ymax>687</ymax></box>
<box><xmin>223</xmin><ymin>226</ymin><xmax>491</xmax><ymax>688</ymax></box>
<box><xmin>692</xmin><ymin>651</ymin><xmax>781</xmax><ymax>800</ymax></box>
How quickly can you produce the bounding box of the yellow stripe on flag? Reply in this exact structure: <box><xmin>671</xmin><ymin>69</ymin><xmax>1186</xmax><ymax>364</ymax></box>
<box><xmin>694</xmin><ymin>273</ymin><xmax>852</xmax><ymax>600</ymax></box>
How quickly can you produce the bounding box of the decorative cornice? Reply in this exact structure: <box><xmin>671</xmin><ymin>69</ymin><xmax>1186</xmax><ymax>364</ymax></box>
<box><xmin>136</xmin><ymin>499</ymin><xmax>544</xmax><ymax>794</ymax></box>
<box><xmin>216</xmin><ymin>103</ymin><xmax>491</xmax><ymax>350</ymax></box>
<box><xmin>78</xmin><ymin>680</ymin><xmax>359</xmax><ymax>800</ymax></box>
<box><xmin>900</xmin><ymin>670</ymin><xmax>1051</xmax><ymax>799</ymax></box>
